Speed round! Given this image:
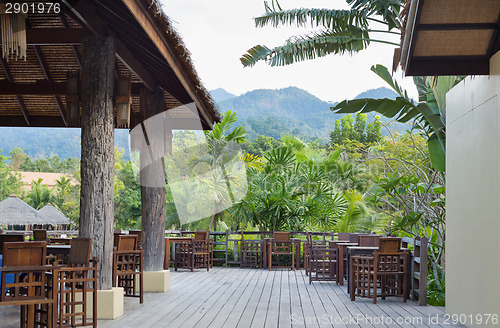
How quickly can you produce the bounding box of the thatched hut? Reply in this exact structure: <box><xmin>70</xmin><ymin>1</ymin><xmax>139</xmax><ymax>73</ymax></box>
<box><xmin>38</xmin><ymin>203</ymin><xmax>72</xmax><ymax>230</ymax></box>
<box><xmin>0</xmin><ymin>194</ymin><xmax>55</xmax><ymax>228</ymax></box>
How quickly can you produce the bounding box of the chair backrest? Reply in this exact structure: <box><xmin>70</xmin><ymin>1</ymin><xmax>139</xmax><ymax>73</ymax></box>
<box><xmin>69</xmin><ymin>238</ymin><xmax>92</xmax><ymax>266</ymax></box>
<box><xmin>379</xmin><ymin>237</ymin><xmax>401</xmax><ymax>253</ymax></box>
<box><xmin>274</xmin><ymin>231</ymin><xmax>290</xmax><ymax>242</ymax></box>
<box><xmin>33</xmin><ymin>229</ymin><xmax>48</xmax><ymax>242</ymax></box>
<box><xmin>0</xmin><ymin>234</ymin><xmax>25</xmax><ymax>255</ymax></box>
<box><xmin>338</xmin><ymin>233</ymin><xmax>350</xmax><ymax>241</ymax></box>
<box><xmin>194</xmin><ymin>231</ymin><xmax>210</xmax><ymax>241</ymax></box>
<box><xmin>2</xmin><ymin>241</ymin><xmax>46</xmax><ymax>267</ymax></box>
<box><xmin>115</xmin><ymin>235</ymin><xmax>137</xmax><ymax>251</ymax></box>
<box><xmin>358</xmin><ymin>235</ymin><xmax>382</xmax><ymax>247</ymax></box>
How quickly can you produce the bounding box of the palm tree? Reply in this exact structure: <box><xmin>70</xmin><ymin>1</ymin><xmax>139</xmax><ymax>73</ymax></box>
<box><xmin>241</xmin><ymin>0</ymin><xmax>403</xmax><ymax>67</ymax></box>
<box><xmin>189</xmin><ymin>111</ymin><xmax>262</xmax><ymax>230</ymax></box>
<box><xmin>25</xmin><ymin>178</ymin><xmax>53</xmax><ymax>210</ymax></box>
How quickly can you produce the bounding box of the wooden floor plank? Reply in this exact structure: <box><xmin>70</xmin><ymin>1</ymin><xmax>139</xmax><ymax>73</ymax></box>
<box><xmin>296</xmin><ymin>269</ymin><xmax>335</xmax><ymax>328</ymax></box>
<box><xmin>158</xmin><ymin>268</ymin><xmax>243</xmax><ymax>328</ymax></box>
<box><xmin>236</xmin><ymin>269</ymin><xmax>269</xmax><ymax>328</ymax></box>
<box><xmin>288</xmin><ymin>270</ymin><xmax>306</xmax><ymax>328</ymax></box>
<box><xmin>207</xmin><ymin>269</ymin><xmax>260</xmax><ymax>328</ymax></box>
<box><xmin>1</xmin><ymin>267</ymin><xmax>465</xmax><ymax>328</ymax></box>
<box><xmin>251</xmin><ymin>270</ymin><xmax>277</xmax><ymax>328</ymax></box>
<box><xmin>191</xmin><ymin>269</ymin><xmax>255</xmax><ymax>328</ymax></box>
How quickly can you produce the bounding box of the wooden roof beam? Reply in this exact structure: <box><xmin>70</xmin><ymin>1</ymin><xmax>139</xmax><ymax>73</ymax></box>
<box><xmin>60</xmin><ymin>14</ymin><xmax>82</xmax><ymax>70</ymax></box>
<box><xmin>0</xmin><ymin>81</ymin><xmax>145</xmax><ymax>95</ymax></box>
<box><xmin>26</xmin><ymin>28</ymin><xmax>90</xmax><ymax>45</ymax></box>
<box><xmin>65</xmin><ymin>0</ymin><xmax>158</xmax><ymax>91</ymax></box>
<box><xmin>0</xmin><ymin>56</ymin><xmax>30</xmax><ymax>125</ymax></box>
<box><xmin>120</xmin><ymin>0</ymin><xmax>213</xmax><ymax>128</ymax></box>
<box><xmin>33</xmin><ymin>45</ymin><xmax>68</xmax><ymax>127</ymax></box>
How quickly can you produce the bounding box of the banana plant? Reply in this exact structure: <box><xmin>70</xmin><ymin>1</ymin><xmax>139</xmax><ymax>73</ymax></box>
<box><xmin>241</xmin><ymin>0</ymin><xmax>403</xmax><ymax>67</ymax></box>
<box><xmin>332</xmin><ymin>64</ymin><xmax>464</xmax><ymax>172</ymax></box>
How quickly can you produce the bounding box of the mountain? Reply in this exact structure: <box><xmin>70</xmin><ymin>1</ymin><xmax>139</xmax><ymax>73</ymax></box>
<box><xmin>210</xmin><ymin>88</ymin><xmax>237</xmax><ymax>102</ymax></box>
<box><xmin>0</xmin><ymin>128</ymin><xmax>130</xmax><ymax>159</ymax></box>
<box><xmin>212</xmin><ymin>86</ymin><xmax>400</xmax><ymax>141</ymax></box>
<box><xmin>355</xmin><ymin>87</ymin><xmax>399</xmax><ymax>100</ymax></box>
<box><xmin>0</xmin><ymin>86</ymin><xmax>401</xmax><ymax>160</ymax></box>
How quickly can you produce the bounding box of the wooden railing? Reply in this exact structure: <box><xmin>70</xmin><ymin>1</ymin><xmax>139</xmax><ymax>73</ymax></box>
<box><xmin>401</xmin><ymin>236</ymin><xmax>428</xmax><ymax>306</ymax></box>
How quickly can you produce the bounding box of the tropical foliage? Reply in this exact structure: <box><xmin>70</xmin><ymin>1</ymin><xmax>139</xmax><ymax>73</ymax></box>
<box><xmin>333</xmin><ymin>64</ymin><xmax>464</xmax><ymax>172</ymax></box>
<box><xmin>241</xmin><ymin>0</ymin><xmax>403</xmax><ymax>67</ymax></box>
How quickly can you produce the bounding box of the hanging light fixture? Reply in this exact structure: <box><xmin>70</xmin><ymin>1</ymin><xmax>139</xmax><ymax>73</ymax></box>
<box><xmin>0</xmin><ymin>10</ymin><xmax>27</xmax><ymax>60</ymax></box>
<box><xmin>116</xmin><ymin>77</ymin><xmax>131</xmax><ymax>129</ymax></box>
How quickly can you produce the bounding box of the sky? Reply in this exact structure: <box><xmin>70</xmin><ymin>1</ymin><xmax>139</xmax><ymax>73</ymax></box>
<box><xmin>161</xmin><ymin>0</ymin><xmax>417</xmax><ymax>103</ymax></box>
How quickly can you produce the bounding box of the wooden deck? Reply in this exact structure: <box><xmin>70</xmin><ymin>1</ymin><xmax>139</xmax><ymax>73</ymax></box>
<box><xmin>0</xmin><ymin>267</ymin><xmax>463</xmax><ymax>328</ymax></box>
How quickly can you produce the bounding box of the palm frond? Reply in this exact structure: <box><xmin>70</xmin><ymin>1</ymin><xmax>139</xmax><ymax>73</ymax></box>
<box><xmin>241</xmin><ymin>27</ymin><xmax>369</xmax><ymax>67</ymax></box>
<box><xmin>255</xmin><ymin>7</ymin><xmax>368</xmax><ymax>30</ymax></box>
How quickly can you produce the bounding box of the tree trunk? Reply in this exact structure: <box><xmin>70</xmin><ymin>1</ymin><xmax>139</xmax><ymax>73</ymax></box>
<box><xmin>79</xmin><ymin>35</ymin><xmax>115</xmax><ymax>290</ymax></box>
<box><xmin>140</xmin><ymin>88</ymin><xmax>167</xmax><ymax>271</ymax></box>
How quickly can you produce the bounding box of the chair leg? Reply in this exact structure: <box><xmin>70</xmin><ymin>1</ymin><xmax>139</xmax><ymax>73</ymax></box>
<box><xmin>350</xmin><ymin>267</ymin><xmax>355</xmax><ymax>301</ymax></box>
<box><xmin>268</xmin><ymin>252</ymin><xmax>271</xmax><ymax>271</ymax></box>
<box><xmin>373</xmin><ymin>274</ymin><xmax>377</xmax><ymax>304</ymax></box>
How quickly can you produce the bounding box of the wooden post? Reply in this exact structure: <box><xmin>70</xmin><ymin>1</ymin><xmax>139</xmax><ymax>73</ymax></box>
<box><xmin>79</xmin><ymin>35</ymin><xmax>115</xmax><ymax>291</ymax></box>
<box><xmin>140</xmin><ymin>87</ymin><xmax>167</xmax><ymax>272</ymax></box>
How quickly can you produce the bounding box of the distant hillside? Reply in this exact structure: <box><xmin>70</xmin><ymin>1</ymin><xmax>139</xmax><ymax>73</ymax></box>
<box><xmin>210</xmin><ymin>88</ymin><xmax>237</xmax><ymax>102</ymax></box>
<box><xmin>355</xmin><ymin>87</ymin><xmax>398</xmax><ymax>100</ymax></box>
<box><xmin>212</xmin><ymin>86</ymin><xmax>400</xmax><ymax>141</ymax></box>
<box><xmin>0</xmin><ymin>128</ymin><xmax>130</xmax><ymax>159</ymax></box>
<box><xmin>0</xmin><ymin>86</ymin><xmax>403</xmax><ymax>159</ymax></box>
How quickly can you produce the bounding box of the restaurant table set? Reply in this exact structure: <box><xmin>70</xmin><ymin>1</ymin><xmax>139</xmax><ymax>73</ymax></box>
<box><xmin>304</xmin><ymin>233</ymin><xmax>412</xmax><ymax>304</ymax></box>
<box><xmin>0</xmin><ymin>231</ymin><xmax>97</xmax><ymax>328</ymax></box>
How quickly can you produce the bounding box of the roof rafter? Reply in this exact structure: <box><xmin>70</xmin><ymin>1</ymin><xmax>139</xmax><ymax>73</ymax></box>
<box><xmin>64</xmin><ymin>0</ymin><xmax>158</xmax><ymax>91</ymax></box>
<box><xmin>0</xmin><ymin>56</ymin><xmax>31</xmax><ymax>125</ymax></box>
<box><xmin>33</xmin><ymin>45</ymin><xmax>68</xmax><ymax>127</ymax></box>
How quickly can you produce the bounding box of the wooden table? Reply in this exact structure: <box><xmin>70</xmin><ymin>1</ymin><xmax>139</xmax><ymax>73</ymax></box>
<box><xmin>335</xmin><ymin>242</ymin><xmax>358</xmax><ymax>285</ymax></box>
<box><xmin>164</xmin><ymin>237</ymin><xmax>193</xmax><ymax>269</ymax></box>
<box><xmin>346</xmin><ymin>246</ymin><xmax>412</xmax><ymax>295</ymax></box>
<box><xmin>262</xmin><ymin>238</ymin><xmax>301</xmax><ymax>270</ymax></box>
<box><xmin>49</xmin><ymin>237</ymin><xmax>72</xmax><ymax>245</ymax></box>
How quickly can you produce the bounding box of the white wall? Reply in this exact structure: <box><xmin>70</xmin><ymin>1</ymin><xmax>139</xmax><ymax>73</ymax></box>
<box><xmin>446</xmin><ymin>51</ymin><xmax>500</xmax><ymax>327</ymax></box>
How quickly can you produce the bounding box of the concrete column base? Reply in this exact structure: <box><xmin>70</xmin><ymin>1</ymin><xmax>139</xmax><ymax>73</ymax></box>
<box><xmin>94</xmin><ymin>287</ymin><xmax>124</xmax><ymax>319</ymax></box>
<box><xmin>143</xmin><ymin>270</ymin><xmax>170</xmax><ymax>292</ymax></box>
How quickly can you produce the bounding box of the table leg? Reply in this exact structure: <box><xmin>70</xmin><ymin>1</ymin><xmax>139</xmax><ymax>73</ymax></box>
<box><xmin>295</xmin><ymin>240</ymin><xmax>300</xmax><ymax>269</ymax></box>
<box><xmin>337</xmin><ymin>246</ymin><xmax>344</xmax><ymax>285</ymax></box>
<box><xmin>164</xmin><ymin>240</ymin><xmax>171</xmax><ymax>270</ymax></box>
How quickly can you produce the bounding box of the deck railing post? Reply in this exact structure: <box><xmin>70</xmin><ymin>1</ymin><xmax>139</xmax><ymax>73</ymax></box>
<box><xmin>419</xmin><ymin>237</ymin><xmax>428</xmax><ymax>305</ymax></box>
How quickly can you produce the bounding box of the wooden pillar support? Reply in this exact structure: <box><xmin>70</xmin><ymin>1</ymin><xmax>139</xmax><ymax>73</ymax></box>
<box><xmin>79</xmin><ymin>35</ymin><xmax>116</xmax><ymax>290</ymax></box>
<box><xmin>140</xmin><ymin>87</ymin><xmax>167</xmax><ymax>272</ymax></box>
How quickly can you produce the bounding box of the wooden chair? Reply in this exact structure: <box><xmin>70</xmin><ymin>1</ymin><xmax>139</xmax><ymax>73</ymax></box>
<box><xmin>379</xmin><ymin>237</ymin><xmax>402</xmax><ymax>253</ymax></box>
<box><xmin>337</xmin><ymin>233</ymin><xmax>351</xmax><ymax>241</ymax></box>
<box><xmin>112</xmin><ymin>235</ymin><xmax>143</xmax><ymax>303</ymax></box>
<box><xmin>129</xmin><ymin>230</ymin><xmax>142</xmax><ymax>249</ymax></box>
<box><xmin>33</xmin><ymin>229</ymin><xmax>48</xmax><ymax>242</ymax></box>
<box><xmin>194</xmin><ymin>231</ymin><xmax>213</xmax><ymax>268</ymax></box>
<box><xmin>351</xmin><ymin>237</ymin><xmax>408</xmax><ymax>304</ymax></box>
<box><xmin>269</xmin><ymin>232</ymin><xmax>294</xmax><ymax>271</ymax></box>
<box><xmin>358</xmin><ymin>235</ymin><xmax>382</xmax><ymax>247</ymax></box>
<box><xmin>0</xmin><ymin>233</ymin><xmax>25</xmax><ymax>254</ymax></box>
<box><xmin>309</xmin><ymin>243</ymin><xmax>337</xmax><ymax>284</ymax></box>
<box><xmin>304</xmin><ymin>233</ymin><xmax>327</xmax><ymax>276</ymax></box>
<box><xmin>174</xmin><ymin>241</ymin><xmax>195</xmax><ymax>272</ymax></box>
<box><xmin>54</xmin><ymin>238</ymin><xmax>97</xmax><ymax>328</ymax></box>
<box><xmin>0</xmin><ymin>241</ymin><xmax>56</xmax><ymax>327</ymax></box>
<box><xmin>240</xmin><ymin>232</ymin><xmax>263</xmax><ymax>268</ymax></box>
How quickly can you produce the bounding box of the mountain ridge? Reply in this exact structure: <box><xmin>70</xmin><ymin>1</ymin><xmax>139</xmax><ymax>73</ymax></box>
<box><xmin>0</xmin><ymin>86</ymin><xmax>399</xmax><ymax>159</ymax></box>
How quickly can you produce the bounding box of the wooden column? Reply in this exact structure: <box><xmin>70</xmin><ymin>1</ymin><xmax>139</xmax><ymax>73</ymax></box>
<box><xmin>79</xmin><ymin>35</ymin><xmax>115</xmax><ymax>290</ymax></box>
<box><xmin>140</xmin><ymin>88</ymin><xmax>167</xmax><ymax>271</ymax></box>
